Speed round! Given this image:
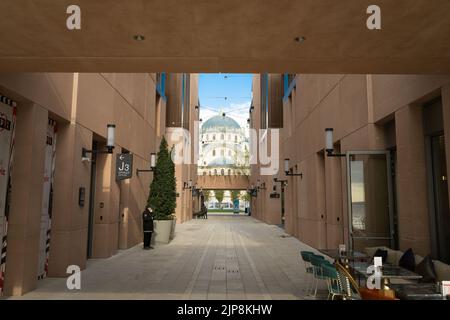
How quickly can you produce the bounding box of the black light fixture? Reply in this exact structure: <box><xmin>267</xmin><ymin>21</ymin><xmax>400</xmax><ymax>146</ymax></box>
<box><xmin>256</xmin><ymin>180</ymin><xmax>267</xmax><ymax>190</ymax></box>
<box><xmin>82</xmin><ymin>124</ymin><xmax>115</xmax><ymax>161</ymax></box>
<box><xmin>136</xmin><ymin>153</ymin><xmax>157</xmax><ymax>176</ymax></box>
<box><xmin>247</xmin><ymin>118</ymin><xmax>250</xmax><ymax>124</ymax></box>
<box><xmin>195</xmin><ymin>105</ymin><xmax>199</xmax><ymax>110</ymax></box>
<box><xmin>248</xmin><ymin>184</ymin><xmax>258</xmax><ymax>197</ymax></box>
<box><xmin>183</xmin><ymin>179</ymin><xmax>193</xmax><ymax>190</ymax></box>
<box><xmin>284</xmin><ymin>158</ymin><xmax>303</xmax><ymax>177</ymax></box>
<box><xmin>274</xmin><ymin>177</ymin><xmax>288</xmax><ymax>187</ymax></box>
<box><xmin>133</xmin><ymin>35</ymin><xmax>145</xmax><ymax>41</ymax></box>
<box><xmin>325</xmin><ymin>128</ymin><xmax>345</xmax><ymax>157</ymax></box>
<box><xmin>295</xmin><ymin>36</ymin><xmax>306</xmax><ymax>43</ymax></box>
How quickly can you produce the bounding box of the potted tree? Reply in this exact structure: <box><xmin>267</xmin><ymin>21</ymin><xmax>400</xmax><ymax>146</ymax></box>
<box><xmin>214</xmin><ymin>190</ymin><xmax>224</xmax><ymax>211</ymax></box>
<box><xmin>147</xmin><ymin>137</ymin><xmax>176</xmax><ymax>244</ymax></box>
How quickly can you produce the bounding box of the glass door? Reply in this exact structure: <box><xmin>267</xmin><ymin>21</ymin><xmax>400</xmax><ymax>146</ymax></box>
<box><xmin>346</xmin><ymin>151</ymin><xmax>394</xmax><ymax>251</ymax></box>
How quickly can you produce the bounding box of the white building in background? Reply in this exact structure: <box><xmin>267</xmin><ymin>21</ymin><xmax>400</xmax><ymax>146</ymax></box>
<box><xmin>198</xmin><ymin>112</ymin><xmax>250</xmax><ymax>176</ymax></box>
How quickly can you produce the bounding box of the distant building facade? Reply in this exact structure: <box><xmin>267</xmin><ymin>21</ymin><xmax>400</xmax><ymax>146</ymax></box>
<box><xmin>198</xmin><ymin>113</ymin><xmax>250</xmax><ymax>176</ymax></box>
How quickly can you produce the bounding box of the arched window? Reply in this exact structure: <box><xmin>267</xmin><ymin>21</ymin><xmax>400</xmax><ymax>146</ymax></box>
<box><xmin>213</xmin><ymin>150</ymin><xmax>216</xmax><ymax>156</ymax></box>
<box><xmin>213</xmin><ymin>134</ymin><xmax>216</xmax><ymax>140</ymax></box>
<box><xmin>221</xmin><ymin>169</ymin><xmax>224</xmax><ymax>175</ymax></box>
<box><xmin>209</xmin><ymin>171</ymin><xmax>211</xmax><ymax>175</ymax></box>
<box><xmin>228</xmin><ymin>169</ymin><xmax>231</xmax><ymax>175</ymax></box>
<box><xmin>235</xmin><ymin>135</ymin><xmax>237</xmax><ymax>142</ymax></box>
<box><xmin>214</xmin><ymin>169</ymin><xmax>217</xmax><ymax>175</ymax></box>
<box><xmin>203</xmin><ymin>172</ymin><xmax>206</xmax><ymax>176</ymax></box>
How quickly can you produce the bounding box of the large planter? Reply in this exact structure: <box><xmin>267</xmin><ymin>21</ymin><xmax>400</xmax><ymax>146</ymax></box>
<box><xmin>170</xmin><ymin>217</ymin><xmax>177</xmax><ymax>240</ymax></box>
<box><xmin>153</xmin><ymin>220</ymin><xmax>172</xmax><ymax>244</ymax></box>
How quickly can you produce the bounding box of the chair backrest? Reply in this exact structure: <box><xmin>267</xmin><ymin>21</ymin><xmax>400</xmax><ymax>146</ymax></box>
<box><xmin>322</xmin><ymin>263</ymin><xmax>338</xmax><ymax>280</ymax></box>
<box><xmin>335</xmin><ymin>262</ymin><xmax>361</xmax><ymax>299</ymax></box>
<box><xmin>300</xmin><ymin>251</ymin><xmax>314</xmax><ymax>262</ymax></box>
<box><xmin>310</xmin><ymin>254</ymin><xmax>326</xmax><ymax>267</ymax></box>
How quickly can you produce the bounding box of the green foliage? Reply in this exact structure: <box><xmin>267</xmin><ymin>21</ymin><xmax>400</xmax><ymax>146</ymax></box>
<box><xmin>214</xmin><ymin>190</ymin><xmax>224</xmax><ymax>208</ymax></box>
<box><xmin>203</xmin><ymin>190</ymin><xmax>211</xmax><ymax>202</ymax></box>
<box><xmin>241</xmin><ymin>191</ymin><xmax>251</xmax><ymax>203</ymax></box>
<box><xmin>231</xmin><ymin>190</ymin><xmax>240</xmax><ymax>202</ymax></box>
<box><xmin>147</xmin><ymin>137</ymin><xmax>176</xmax><ymax>220</ymax></box>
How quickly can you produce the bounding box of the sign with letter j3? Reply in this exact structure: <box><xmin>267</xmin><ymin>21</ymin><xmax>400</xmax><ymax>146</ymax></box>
<box><xmin>116</xmin><ymin>153</ymin><xmax>133</xmax><ymax>181</ymax></box>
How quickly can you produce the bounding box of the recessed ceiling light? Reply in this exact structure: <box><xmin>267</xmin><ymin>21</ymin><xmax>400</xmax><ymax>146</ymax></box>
<box><xmin>294</xmin><ymin>36</ymin><xmax>306</xmax><ymax>43</ymax></box>
<box><xmin>133</xmin><ymin>35</ymin><xmax>145</xmax><ymax>41</ymax></box>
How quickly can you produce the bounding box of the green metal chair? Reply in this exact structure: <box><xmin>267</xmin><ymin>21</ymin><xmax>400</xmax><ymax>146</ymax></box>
<box><xmin>309</xmin><ymin>254</ymin><xmax>328</xmax><ymax>297</ymax></box>
<box><xmin>300</xmin><ymin>251</ymin><xmax>315</xmax><ymax>295</ymax></box>
<box><xmin>322</xmin><ymin>263</ymin><xmax>346</xmax><ymax>300</ymax></box>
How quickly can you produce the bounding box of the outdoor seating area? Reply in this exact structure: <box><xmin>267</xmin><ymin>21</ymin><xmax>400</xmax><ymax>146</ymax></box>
<box><xmin>300</xmin><ymin>247</ymin><xmax>450</xmax><ymax>300</ymax></box>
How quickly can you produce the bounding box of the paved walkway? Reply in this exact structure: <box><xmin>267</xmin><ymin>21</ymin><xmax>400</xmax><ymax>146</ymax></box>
<box><xmin>10</xmin><ymin>216</ymin><xmax>329</xmax><ymax>300</ymax></box>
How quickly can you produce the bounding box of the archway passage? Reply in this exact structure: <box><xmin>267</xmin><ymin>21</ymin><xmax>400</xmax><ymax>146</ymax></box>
<box><xmin>1</xmin><ymin>0</ymin><xmax>450</xmax><ymax>73</ymax></box>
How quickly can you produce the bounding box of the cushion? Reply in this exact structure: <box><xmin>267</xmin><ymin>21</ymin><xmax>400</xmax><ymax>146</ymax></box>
<box><xmin>386</xmin><ymin>249</ymin><xmax>403</xmax><ymax>265</ymax></box>
<box><xmin>414</xmin><ymin>255</ymin><xmax>424</xmax><ymax>266</ymax></box>
<box><xmin>433</xmin><ymin>260</ymin><xmax>450</xmax><ymax>282</ymax></box>
<box><xmin>415</xmin><ymin>255</ymin><xmax>437</xmax><ymax>283</ymax></box>
<box><xmin>365</xmin><ymin>246</ymin><xmax>388</xmax><ymax>258</ymax></box>
<box><xmin>398</xmin><ymin>248</ymin><xmax>416</xmax><ymax>272</ymax></box>
<box><xmin>373</xmin><ymin>249</ymin><xmax>388</xmax><ymax>264</ymax></box>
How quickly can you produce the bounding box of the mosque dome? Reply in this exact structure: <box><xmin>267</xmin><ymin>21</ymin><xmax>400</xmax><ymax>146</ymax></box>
<box><xmin>202</xmin><ymin>114</ymin><xmax>240</xmax><ymax>132</ymax></box>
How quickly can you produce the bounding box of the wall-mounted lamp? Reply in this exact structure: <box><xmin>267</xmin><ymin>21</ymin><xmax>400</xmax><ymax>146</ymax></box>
<box><xmin>248</xmin><ymin>184</ymin><xmax>258</xmax><ymax>197</ymax></box>
<box><xmin>183</xmin><ymin>179</ymin><xmax>193</xmax><ymax>190</ymax></box>
<box><xmin>195</xmin><ymin>105</ymin><xmax>199</xmax><ymax>110</ymax></box>
<box><xmin>325</xmin><ymin>128</ymin><xmax>345</xmax><ymax>157</ymax></box>
<box><xmin>274</xmin><ymin>177</ymin><xmax>288</xmax><ymax>187</ymax></box>
<box><xmin>250</xmin><ymin>106</ymin><xmax>255</xmax><ymax>113</ymax></box>
<box><xmin>82</xmin><ymin>124</ymin><xmax>115</xmax><ymax>161</ymax></box>
<box><xmin>200</xmin><ymin>118</ymin><xmax>203</xmax><ymax>122</ymax></box>
<box><xmin>256</xmin><ymin>180</ymin><xmax>267</xmax><ymax>190</ymax></box>
<box><xmin>284</xmin><ymin>159</ymin><xmax>303</xmax><ymax>178</ymax></box>
<box><xmin>247</xmin><ymin>118</ymin><xmax>250</xmax><ymax>124</ymax></box>
<box><xmin>136</xmin><ymin>153</ymin><xmax>157</xmax><ymax>176</ymax></box>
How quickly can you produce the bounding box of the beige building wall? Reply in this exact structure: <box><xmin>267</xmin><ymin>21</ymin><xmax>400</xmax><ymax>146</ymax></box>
<box><xmin>251</xmin><ymin>74</ymin><xmax>450</xmax><ymax>257</ymax></box>
<box><xmin>0</xmin><ymin>72</ymin><xmax>168</xmax><ymax>295</ymax></box>
<box><xmin>165</xmin><ymin>74</ymin><xmax>199</xmax><ymax>224</ymax></box>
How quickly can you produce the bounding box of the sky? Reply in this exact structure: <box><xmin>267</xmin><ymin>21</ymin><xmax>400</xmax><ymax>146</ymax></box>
<box><xmin>198</xmin><ymin>74</ymin><xmax>253</xmax><ymax>128</ymax></box>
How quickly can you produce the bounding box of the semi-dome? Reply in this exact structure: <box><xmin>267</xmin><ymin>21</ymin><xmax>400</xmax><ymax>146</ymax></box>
<box><xmin>207</xmin><ymin>156</ymin><xmax>235</xmax><ymax>167</ymax></box>
<box><xmin>202</xmin><ymin>114</ymin><xmax>240</xmax><ymax>131</ymax></box>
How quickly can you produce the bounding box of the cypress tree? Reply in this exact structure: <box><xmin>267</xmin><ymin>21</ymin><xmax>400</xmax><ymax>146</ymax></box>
<box><xmin>147</xmin><ymin>137</ymin><xmax>176</xmax><ymax>220</ymax></box>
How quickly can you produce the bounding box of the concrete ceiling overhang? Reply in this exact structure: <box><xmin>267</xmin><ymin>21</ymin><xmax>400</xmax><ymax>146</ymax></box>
<box><xmin>1</xmin><ymin>0</ymin><xmax>450</xmax><ymax>73</ymax></box>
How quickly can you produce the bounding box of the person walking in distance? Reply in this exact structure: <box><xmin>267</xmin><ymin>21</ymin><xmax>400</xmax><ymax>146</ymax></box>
<box><xmin>142</xmin><ymin>207</ymin><xmax>154</xmax><ymax>250</ymax></box>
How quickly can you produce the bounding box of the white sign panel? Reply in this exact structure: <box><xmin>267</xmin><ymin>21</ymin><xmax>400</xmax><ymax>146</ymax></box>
<box><xmin>38</xmin><ymin>120</ymin><xmax>57</xmax><ymax>280</ymax></box>
<box><xmin>0</xmin><ymin>101</ymin><xmax>15</xmax><ymax>295</ymax></box>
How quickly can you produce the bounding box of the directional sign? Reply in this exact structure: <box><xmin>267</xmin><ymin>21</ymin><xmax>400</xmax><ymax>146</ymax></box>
<box><xmin>116</xmin><ymin>153</ymin><xmax>133</xmax><ymax>181</ymax></box>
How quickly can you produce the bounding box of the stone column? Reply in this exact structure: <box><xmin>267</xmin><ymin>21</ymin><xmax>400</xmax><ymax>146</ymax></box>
<box><xmin>4</xmin><ymin>103</ymin><xmax>48</xmax><ymax>296</ymax></box>
<box><xmin>47</xmin><ymin>123</ymin><xmax>92</xmax><ymax>277</ymax></box>
<box><xmin>441</xmin><ymin>85</ymin><xmax>450</xmax><ymax>211</ymax></box>
<box><xmin>395</xmin><ymin>105</ymin><xmax>431</xmax><ymax>256</ymax></box>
